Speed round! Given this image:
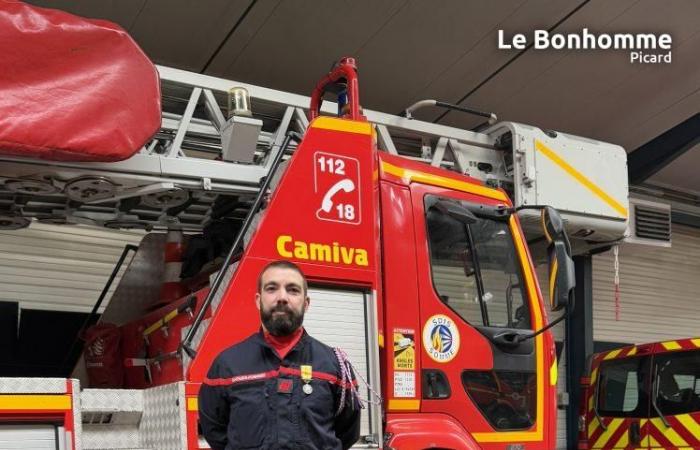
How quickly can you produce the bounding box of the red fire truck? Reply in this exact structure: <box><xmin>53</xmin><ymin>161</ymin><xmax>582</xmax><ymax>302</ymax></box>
<box><xmin>0</xmin><ymin>4</ymin><xmax>631</xmax><ymax>449</ymax></box>
<box><xmin>578</xmin><ymin>337</ymin><xmax>700</xmax><ymax>449</ymax></box>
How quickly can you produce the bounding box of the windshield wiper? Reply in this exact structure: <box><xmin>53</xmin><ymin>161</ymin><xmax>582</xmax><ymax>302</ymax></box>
<box><xmin>593</xmin><ymin>381</ymin><xmax>607</xmax><ymax>431</ymax></box>
<box><xmin>652</xmin><ymin>365</ymin><xmax>670</xmax><ymax>427</ymax></box>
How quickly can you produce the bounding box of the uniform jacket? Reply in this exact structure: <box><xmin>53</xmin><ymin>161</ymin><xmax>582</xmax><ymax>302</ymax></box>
<box><xmin>199</xmin><ymin>329</ymin><xmax>361</xmax><ymax>450</ymax></box>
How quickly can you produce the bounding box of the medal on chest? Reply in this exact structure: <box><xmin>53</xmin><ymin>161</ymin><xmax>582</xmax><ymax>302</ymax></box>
<box><xmin>301</xmin><ymin>365</ymin><xmax>313</xmax><ymax>395</ymax></box>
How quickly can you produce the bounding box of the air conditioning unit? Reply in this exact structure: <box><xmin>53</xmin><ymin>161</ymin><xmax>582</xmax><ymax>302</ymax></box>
<box><xmin>625</xmin><ymin>198</ymin><xmax>671</xmax><ymax>247</ymax></box>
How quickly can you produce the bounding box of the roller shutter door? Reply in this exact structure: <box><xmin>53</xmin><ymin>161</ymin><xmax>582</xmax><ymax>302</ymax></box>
<box><xmin>0</xmin><ymin>223</ymin><xmax>143</xmax><ymax>313</ymax></box>
<box><xmin>593</xmin><ymin>224</ymin><xmax>700</xmax><ymax>344</ymax></box>
<box><xmin>303</xmin><ymin>288</ymin><xmax>375</xmax><ymax>440</ymax></box>
<box><xmin>0</xmin><ymin>424</ymin><xmax>58</xmax><ymax>449</ymax></box>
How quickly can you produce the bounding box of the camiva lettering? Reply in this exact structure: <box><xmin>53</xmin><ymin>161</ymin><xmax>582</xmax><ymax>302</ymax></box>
<box><xmin>276</xmin><ymin>235</ymin><xmax>369</xmax><ymax>267</ymax></box>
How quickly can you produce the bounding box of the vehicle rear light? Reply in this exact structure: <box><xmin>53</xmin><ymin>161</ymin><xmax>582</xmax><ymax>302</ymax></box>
<box><xmin>577</xmin><ymin>441</ymin><xmax>589</xmax><ymax>450</ymax></box>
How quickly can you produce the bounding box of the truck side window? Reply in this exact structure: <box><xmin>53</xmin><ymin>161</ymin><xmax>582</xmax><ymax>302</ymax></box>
<box><xmin>425</xmin><ymin>195</ymin><xmax>530</xmax><ymax>329</ymax></box>
<box><xmin>461</xmin><ymin>370</ymin><xmax>536</xmax><ymax>430</ymax></box>
<box><xmin>654</xmin><ymin>350</ymin><xmax>700</xmax><ymax>416</ymax></box>
<box><xmin>597</xmin><ymin>356</ymin><xmax>650</xmax><ymax>417</ymax></box>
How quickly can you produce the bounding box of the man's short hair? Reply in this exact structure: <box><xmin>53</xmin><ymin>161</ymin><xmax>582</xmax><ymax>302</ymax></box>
<box><xmin>257</xmin><ymin>260</ymin><xmax>308</xmax><ymax>295</ymax></box>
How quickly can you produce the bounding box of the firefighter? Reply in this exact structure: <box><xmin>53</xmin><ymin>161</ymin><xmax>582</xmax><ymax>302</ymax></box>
<box><xmin>199</xmin><ymin>260</ymin><xmax>361</xmax><ymax>450</ymax></box>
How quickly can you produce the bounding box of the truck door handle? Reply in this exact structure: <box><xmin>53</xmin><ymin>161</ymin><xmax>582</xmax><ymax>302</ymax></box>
<box><xmin>629</xmin><ymin>421</ymin><xmax>641</xmax><ymax>444</ymax></box>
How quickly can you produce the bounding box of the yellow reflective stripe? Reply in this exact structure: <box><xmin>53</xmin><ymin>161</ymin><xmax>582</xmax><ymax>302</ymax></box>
<box><xmin>613</xmin><ymin>427</ymin><xmax>629</xmax><ymax>448</ymax></box>
<box><xmin>377</xmin><ymin>333</ymin><xmax>384</xmax><ymax>348</ymax></box>
<box><xmin>387</xmin><ymin>399</ymin><xmax>420</xmax><ymax>411</ymax></box>
<box><xmin>691</xmin><ymin>338</ymin><xmax>700</xmax><ymax>348</ymax></box>
<box><xmin>310</xmin><ymin>116</ymin><xmax>372</xmax><ymax>135</ymax></box>
<box><xmin>650</xmin><ymin>414</ymin><xmax>700</xmax><ymax>448</ymax></box>
<box><xmin>187</xmin><ymin>397</ymin><xmax>198</xmax><ymax>411</ymax></box>
<box><xmin>512</xmin><ymin>216</ymin><xmax>544</xmax><ymax>436</ymax></box>
<box><xmin>534</xmin><ymin>140</ymin><xmax>627</xmax><ymax>218</ymax></box>
<box><xmin>588</xmin><ymin>396</ymin><xmax>594</xmax><ymax>413</ymax></box>
<box><xmin>549</xmin><ymin>257</ymin><xmax>558</xmax><ymax>308</ymax></box>
<box><xmin>627</xmin><ymin>347</ymin><xmax>638</xmax><ymax>356</ymax></box>
<box><xmin>648</xmin><ymin>435</ymin><xmax>661</xmax><ymax>447</ymax></box>
<box><xmin>472</xmin><ymin>430</ymin><xmax>546</xmax><ymax>443</ymax></box>
<box><xmin>649</xmin><ymin>418</ymin><xmax>686</xmax><ymax>447</ymax></box>
<box><xmin>588</xmin><ymin>416</ymin><xmax>599</xmax><ymax>437</ymax></box>
<box><xmin>640</xmin><ymin>418</ymin><xmax>649</xmax><ymax>448</ymax></box>
<box><xmin>677</xmin><ymin>413</ymin><xmax>700</xmax><ymax>437</ymax></box>
<box><xmin>0</xmin><ymin>394</ymin><xmax>71</xmax><ymax>410</ymax></box>
<box><xmin>662</xmin><ymin>340</ymin><xmax>682</xmax><ymax>351</ymax></box>
<box><xmin>651</xmin><ymin>418</ymin><xmax>688</xmax><ymax>446</ymax></box>
<box><xmin>380</xmin><ymin>161</ymin><xmax>508</xmax><ymax>201</ymax></box>
<box><xmin>550</xmin><ymin>358</ymin><xmax>558</xmax><ymax>386</ymax></box>
<box><xmin>649</xmin><ymin>418</ymin><xmax>665</xmax><ymax>429</ymax></box>
<box><xmin>604</xmin><ymin>349</ymin><xmax>622</xmax><ymax>360</ymax></box>
<box><xmin>591</xmin><ymin>367</ymin><xmax>598</xmax><ymax>384</ymax></box>
<box><xmin>593</xmin><ymin>418</ymin><xmax>623</xmax><ymax>448</ymax></box>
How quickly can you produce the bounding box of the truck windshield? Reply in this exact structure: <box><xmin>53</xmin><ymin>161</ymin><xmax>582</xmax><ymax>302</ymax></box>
<box><xmin>655</xmin><ymin>349</ymin><xmax>700</xmax><ymax>416</ymax></box>
<box><xmin>425</xmin><ymin>195</ymin><xmax>531</xmax><ymax>329</ymax></box>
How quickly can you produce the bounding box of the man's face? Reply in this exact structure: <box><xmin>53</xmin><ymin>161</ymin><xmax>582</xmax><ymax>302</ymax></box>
<box><xmin>255</xmin><ymin>267</ymin><xmax>309</xmax><ymax>336</ymax></box>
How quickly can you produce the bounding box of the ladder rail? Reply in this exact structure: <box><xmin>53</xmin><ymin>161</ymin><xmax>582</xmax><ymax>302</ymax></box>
<box><xmin>181</xmin><ymin>132</ymin><xmax>298</xmax><ymax>358</ymax></box>
<box><xmin>157</xmin><ymin>65</ymin><xmax>496</xmax><ymax>152</ymax></box>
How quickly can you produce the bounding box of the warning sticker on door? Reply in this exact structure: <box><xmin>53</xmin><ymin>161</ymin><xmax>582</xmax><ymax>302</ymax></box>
<box><xmin>393</xmin><ymin>328</ymin><xmax>415</xmax><ymax>371</ymax></box>
<box><xmin>313</xmin><ymin>151</ymin><xmax>361</xmax><ymax>225</ymax></box>
<box><xmin>393</xmin><ymin>371</ymin><xmax>416</xmax><ymax>398</ymax></box>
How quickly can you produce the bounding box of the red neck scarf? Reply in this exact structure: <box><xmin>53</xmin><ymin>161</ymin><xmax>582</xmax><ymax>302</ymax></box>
<box><xmin>263</xmin><ymin>327</ymin><xmax>304</xmax><ymax>360</ymax></box>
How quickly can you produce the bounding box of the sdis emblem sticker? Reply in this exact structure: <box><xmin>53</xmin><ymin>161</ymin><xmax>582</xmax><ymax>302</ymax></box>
<box><xmin>422</xmin><ymin>314</ymin><xmax>460</xmax><ymax>363</ymax></box>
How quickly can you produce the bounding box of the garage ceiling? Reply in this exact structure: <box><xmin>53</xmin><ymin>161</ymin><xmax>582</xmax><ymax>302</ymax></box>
<box><xmin>26</xmin><ymin>0</ymin><xmax>700</xmax><ymax>197</ymax></box>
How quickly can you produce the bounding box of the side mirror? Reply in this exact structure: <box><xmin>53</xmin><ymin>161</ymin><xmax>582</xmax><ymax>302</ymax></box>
<box><xmin>542</xmin><ymin>206</ymin><xmax>566</xmax><ymax>242</ymax></box>
<box><xmin>436</xmin><ymin>200</ymin><xmax>478</xmax><ymax>225</ymax></box>
<box><xmin>542</xmin><ymin>207</ymin><xmax>575</xmax><ymax>311</ymax></box>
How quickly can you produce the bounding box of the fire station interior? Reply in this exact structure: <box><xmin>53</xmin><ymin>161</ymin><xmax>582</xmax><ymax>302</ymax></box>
<box><xmin>1</xmin><ymin>1</ymin><xmax>699</xmax><ymax>449</ymax></box>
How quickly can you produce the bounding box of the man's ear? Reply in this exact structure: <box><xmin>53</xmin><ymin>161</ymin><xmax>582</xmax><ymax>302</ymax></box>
<box><xmin>303</xmin><ymin>295</ymin><xmax>310</xmax><ymax>312</ymax></box>
<box><xmin>255</xmin><ymin>292</ymin><xmax>261</xmax><ymax>311</ymax></box>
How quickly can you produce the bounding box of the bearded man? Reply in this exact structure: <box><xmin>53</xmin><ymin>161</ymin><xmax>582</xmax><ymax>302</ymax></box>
<box><xmin>199</xmin><ymin>260</ymin><xmax>361</xmax><ymax>450</ymax></box>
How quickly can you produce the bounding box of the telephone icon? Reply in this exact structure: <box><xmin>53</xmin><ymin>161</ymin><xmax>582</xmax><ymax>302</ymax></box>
<box><xmin>318</xmin><ymin>178</ymin><xmax>355</xmax><ymax>214</ymax></box>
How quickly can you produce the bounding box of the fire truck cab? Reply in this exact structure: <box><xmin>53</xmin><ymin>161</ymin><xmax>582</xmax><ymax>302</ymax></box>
<box><xmin>578</xmin><ymin>337</ymin><xmax>700</xmax><ymax>449</ymax></box>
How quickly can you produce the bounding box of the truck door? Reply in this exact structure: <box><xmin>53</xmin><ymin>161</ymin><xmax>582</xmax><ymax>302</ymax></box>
<box><xmin>591</xmin><ymin>354</ymin><xmax>651</xmax><ymax>449</ymax></box>
<box><xmin>649</xmin><ymin>347</ymin><xmax>700</xmax><ymax>449</ymax></box>
<box><xmin>411</xmin><ymin>183</ymin><xmax>553</xmax><ymax>449</ymax></box>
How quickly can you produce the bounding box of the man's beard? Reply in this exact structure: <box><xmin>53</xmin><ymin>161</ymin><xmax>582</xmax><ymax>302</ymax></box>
<box><xmin>261</xmin><ymin>303</ymin><xmax>304</xmax><ymax>337</ymax></box>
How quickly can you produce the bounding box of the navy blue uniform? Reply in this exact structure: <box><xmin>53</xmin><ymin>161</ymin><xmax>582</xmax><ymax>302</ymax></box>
<box><xmin>199</xmin><ymin>330</ymin><xmax>361</xmax><ymax>450</ymax></box>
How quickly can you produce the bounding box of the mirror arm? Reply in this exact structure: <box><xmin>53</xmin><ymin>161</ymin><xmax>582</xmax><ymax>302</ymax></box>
<box><xmin>511</xmin><ymin>290</ymin><xmax>575</xmax><ymax>344</ymax></box>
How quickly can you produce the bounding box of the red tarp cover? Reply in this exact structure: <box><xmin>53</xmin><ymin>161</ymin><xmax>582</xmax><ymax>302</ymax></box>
<box><xmin>0</xmin><ymin>1</ymin><xmax>161</xmax><ymax>162</ymax></box>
